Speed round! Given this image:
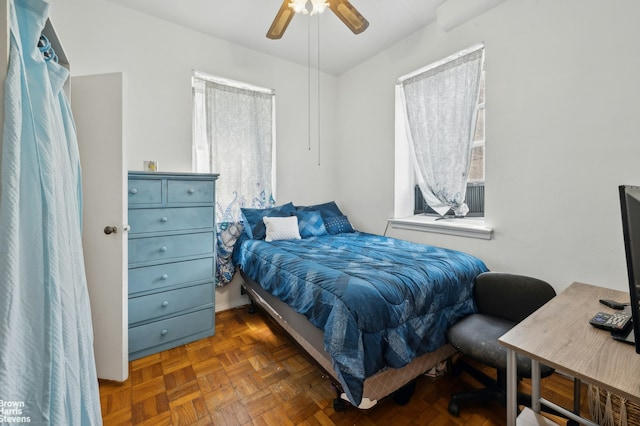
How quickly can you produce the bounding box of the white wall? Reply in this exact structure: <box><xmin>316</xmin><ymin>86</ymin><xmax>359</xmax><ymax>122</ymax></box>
<box><xmin>50</xmin><ymin>0</ymin><xmax>640</xmax><ymax>301</ymax></box>
<box><xmin>49</xmin><ymin>0</ymin><xmax>339</xmax><ymax>310</ymax></box>
<box><xmin>335</xmin><ymin>0</ymin><xmax>640</xmax><ymax>292</ymax></box>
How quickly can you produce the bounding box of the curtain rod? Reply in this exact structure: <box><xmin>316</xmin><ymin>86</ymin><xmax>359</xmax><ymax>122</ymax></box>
<box><xmin>396</xmin><ymin>42</ymin><xmax>484</xmax><ymax>85</ymax></box>
<box><xmin>192</xmin><ymin>70</ymin><xmax>275</xmax><ymax>95</ymax></box>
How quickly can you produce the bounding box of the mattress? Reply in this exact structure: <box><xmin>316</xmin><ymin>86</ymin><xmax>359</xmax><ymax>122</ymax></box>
<box><xmin>234</xmin><ymin>232</ymin><xmax>488</xmax><ymax>406</ymax></box>
<box><xmin>242</xmin><ymin>274</ymin><xmax>458</xmax><ymax>409</ymax></box>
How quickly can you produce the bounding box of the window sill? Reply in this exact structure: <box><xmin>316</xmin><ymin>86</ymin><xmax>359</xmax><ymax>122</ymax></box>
<box><xmin>387</xmin><ymin>215</ymin><xmax>493</xmax><ymax>240</ymax></box>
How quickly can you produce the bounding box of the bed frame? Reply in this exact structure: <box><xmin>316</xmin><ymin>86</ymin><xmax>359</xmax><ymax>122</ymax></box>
<box><xmin>240</xmin><ymin>270</ymin><xmax>457</xmax><ymax>410</ymax></box>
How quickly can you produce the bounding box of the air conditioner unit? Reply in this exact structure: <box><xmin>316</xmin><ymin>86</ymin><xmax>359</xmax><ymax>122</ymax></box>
<box><xmin>414</xmin><ymin>183</ymin><xmax>484</xmax><ymax>217</ymax></box>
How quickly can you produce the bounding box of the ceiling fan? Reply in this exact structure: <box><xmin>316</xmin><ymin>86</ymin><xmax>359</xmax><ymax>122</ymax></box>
<box><xmin>267</xmin><ymin>0</ymin><xmax>369</xmax><ymax>40</ymax></box>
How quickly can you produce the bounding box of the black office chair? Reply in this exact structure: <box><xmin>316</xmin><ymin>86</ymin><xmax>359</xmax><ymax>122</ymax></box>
<box><xmin>446</xmin><ymin>272</ymin><xmax>557</xmax><ymax>416</ymax></box>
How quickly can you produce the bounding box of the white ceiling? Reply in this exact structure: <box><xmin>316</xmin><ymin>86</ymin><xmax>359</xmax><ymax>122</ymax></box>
<box><xmin>105</xmin><ymin>0</ymin><xmax>447</xmax><ymax>75</ymax></box>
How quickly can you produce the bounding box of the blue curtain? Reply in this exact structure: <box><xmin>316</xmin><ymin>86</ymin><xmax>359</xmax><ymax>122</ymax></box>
<box><xmin>0</xmin><ymin>0</ymin><xmax>101</xmax><ymax>424</ymax></box>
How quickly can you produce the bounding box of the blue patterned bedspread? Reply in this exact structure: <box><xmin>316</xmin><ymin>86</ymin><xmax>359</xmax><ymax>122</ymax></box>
<box><xmin>234</xmin><ymin>232</ymin><xmax>488</xmax><ymax>405</ymax></box>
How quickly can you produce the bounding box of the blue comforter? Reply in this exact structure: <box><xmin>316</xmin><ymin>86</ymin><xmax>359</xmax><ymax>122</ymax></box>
<box><xmin>234</xmin><ymin>232</ymin><xmax>488</xmax><ymax>405</ymax></box>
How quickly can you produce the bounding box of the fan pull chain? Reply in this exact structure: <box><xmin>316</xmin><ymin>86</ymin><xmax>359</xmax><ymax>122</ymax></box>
<box><xmin>317</xmin><ymin>16</ymin><xmax>321</xmax><ymax>166</ymax></box>
<box><xmin>308</xmin><ymin>17</ymin><xmax>311</xmax><ymax>152</ymax></box>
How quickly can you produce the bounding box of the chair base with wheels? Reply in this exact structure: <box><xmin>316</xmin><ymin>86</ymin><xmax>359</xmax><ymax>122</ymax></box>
<box><xmin>447</xmin><ymin>356</ymin><xmax>552</xmax><ymax>416</ymax></box>
<box><xmin>446</xmin><ymin>272</ymin><xmax>558</xmax><ymax>417</ymax></box>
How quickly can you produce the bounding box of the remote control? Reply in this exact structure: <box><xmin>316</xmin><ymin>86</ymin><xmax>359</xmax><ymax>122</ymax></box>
<box><xmin>599</xmin><ymin>299</ymin><xmax>628</xmax><ymax>310</ymax></box>
<box><xmin>589</xmin><ymin>311</ymin><xmax>632</xmax><ymax>332</ymax></box>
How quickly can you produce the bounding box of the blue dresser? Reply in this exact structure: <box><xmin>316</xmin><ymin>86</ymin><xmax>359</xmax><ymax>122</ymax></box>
<box><xmin>127</xmin><ymin>171</ymin><xmax>219</xmax><ymax>360</ymax></box>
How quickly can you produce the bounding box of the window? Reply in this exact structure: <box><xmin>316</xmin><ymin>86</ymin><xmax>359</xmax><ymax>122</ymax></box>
<box><xmin>192</xmin><ymin>70</ymin><xmax>276</xmax><ymax>217</ymax></box>
<box><xmin>416</xmin><ymin>64</ymin><xmax>485</xmax><ymax>217</ymax></box>
<box><xmin>396</xmin><ymin>44</ymin><xmax>485</xmax><ymax>218</ymax></box>
<box><xmin>191</xmin><ymin>70</ymin><xmax>275</xmax><ymax>286</ymax></box>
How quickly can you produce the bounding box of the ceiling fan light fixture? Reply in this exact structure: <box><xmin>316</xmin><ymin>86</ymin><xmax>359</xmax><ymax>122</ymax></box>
<box><xmin>289</xmin><ymin>0</ymin><xmax>309</xmax><ymax>14</ymax></box>
<box><xmin>309</xmin><ymin>0</ymin><xmax>329</xmax><ymax>16</ymax></box>
<box><xmin>268</xmin><ymin>0</ymin><xmax>368</xmax><ymax>39</ymax></box>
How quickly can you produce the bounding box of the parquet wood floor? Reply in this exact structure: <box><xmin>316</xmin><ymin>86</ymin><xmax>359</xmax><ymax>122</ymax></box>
<box><xmin>99</xmin><ymin>306</ymin><xmax>589</xmax><ymax>425</ymax></box>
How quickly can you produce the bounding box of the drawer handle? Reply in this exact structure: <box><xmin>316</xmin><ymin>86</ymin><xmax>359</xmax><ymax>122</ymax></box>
<box><xmin>129</xmin><ymin>188</ymin><xmax>138</xmax><ymax>194</ymax></box>
<box><xmin>161</xmin><ymin>301</ymin><xmax>169</xmax><ymax>308</ymax></box>
<box><xmin>160</xmin><ymin>216</ymin><xmax>168</xmax><ymax>223</ymax></box>
<box><xmin>187</xmin><ymin>188</ymin><xmax>195</xmax><ymax>194</ymax></box>
<box><xmin>160</xmin><ymin>246</ymin><xmax>167</xmax><ymax>253</ymax></box>
<box><xmin>161</xmin><ymin>274</ymin><xmax>168</xmax><ymax>280</ymax></box>
<box><xmin>160</xmin><ymin>329</ymin><xmax>168</xmax><ymax>336</ymax></box>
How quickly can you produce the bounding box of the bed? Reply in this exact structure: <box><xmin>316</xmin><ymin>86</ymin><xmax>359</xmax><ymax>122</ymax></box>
<box><xmin>230</xmin><ymin>202</ymin><xmax>489</xmax><ymax>409</ymax></box>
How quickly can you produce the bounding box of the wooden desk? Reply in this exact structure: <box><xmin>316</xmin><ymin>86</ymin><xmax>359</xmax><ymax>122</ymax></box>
<box><xmin>499</xmin><ymin>282</ymin><xmax>640</xmax><ymax>426</ymax></box>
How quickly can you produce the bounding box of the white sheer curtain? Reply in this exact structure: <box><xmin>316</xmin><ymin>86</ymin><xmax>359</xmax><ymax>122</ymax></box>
<box><xmin>397</xmin><ymin>45</ymin><xmax>483</xmax><ymax>217</ymax></box>
<box><xmin>192</xmin><ymin>72</ymin><xmax>275</xmax><ymax>285</ymax></box>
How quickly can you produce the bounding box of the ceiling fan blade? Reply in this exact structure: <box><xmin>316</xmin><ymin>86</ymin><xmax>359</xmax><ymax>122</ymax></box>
<box><xmin>267</xmin><ymin>0</ymin><xmax>296</xmax><ymax>39</ymax></box>
<box><xmin>328</xmin><ymin>0</ymin><xmax>369</xmax><ymax>35</ymax></box>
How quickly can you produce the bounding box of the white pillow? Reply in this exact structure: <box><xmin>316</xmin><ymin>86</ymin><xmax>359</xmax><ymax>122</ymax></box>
<box><xmin>263</xmin><ymin>216</ymin><xmax>301</xmax><ymax>242</ymax></box>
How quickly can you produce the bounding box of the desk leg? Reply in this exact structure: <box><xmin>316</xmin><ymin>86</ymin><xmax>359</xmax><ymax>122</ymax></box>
<box><xmin>506</xmin><ymin>348</ymin><xmax>517</xmax><ymax>426</ymax></box>
<box><xmin>568</xmin><ymin>378</ymin><xmax>582</xmax><ymax>426</ymax></box>
<box><xmin>531</xmin><ymin>359</ymin><xmax>541</xmax><ymax>412</ymax></box>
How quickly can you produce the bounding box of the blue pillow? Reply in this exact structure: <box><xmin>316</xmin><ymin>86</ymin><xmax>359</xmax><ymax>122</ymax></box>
<box><xmin>241</xmin><ymin>202</ymin><xmax>296</xmax><ymax>239</ymax></box>
<box><xmin>295</xmin><ymin>201</ymin><xmax>344</xmax><ymax>219</ymax></box>
<box><xmin>324</xmin><ymin>215</ymin><xmax>355</xmax><ymax>235</ymax></box>
<box><xmin>293</xmin><ymin>211</ymin><xmax>327</xmax><ymax>238</ymax></box>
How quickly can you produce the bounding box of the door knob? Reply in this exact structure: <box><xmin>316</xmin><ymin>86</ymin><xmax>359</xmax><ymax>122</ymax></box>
<box><xmin>104</xmin><ymin>225</ymin><xmax>118</xmax><ymax>235</ymax></box>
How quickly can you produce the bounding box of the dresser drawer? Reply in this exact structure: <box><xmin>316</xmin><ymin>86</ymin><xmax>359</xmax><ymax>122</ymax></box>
<box><xmin>128</xmin><ymin>207</ymin><xmax>214</xmax><ymax>234</ymax></box>
<box><xmin>168</xmin><ymin>179</ymin><xmax>214</xmax><ymax>204</ymax></box>
<box><xmin>129</xmin><ymin>258</ymin><xmax>213</xmax><ymax>295</ymax></box>
<box><xmin>129</xmin><ymin>283</ymin><xmax>213</xmax><ymax>324</ymax></box>
<box><xmin>129</xmin><ymin>232</ymin><xmax>214</xmax><ymax>264</ymax></box>
<box><xmin>128</xmin><ymin>308</ymin><xmax>213</xmax><ymax>354</ymax></box>
<box><xmin>128</xmin><ymin>178</ymin><xmax>162</xmax><ymax>204</ymax></box>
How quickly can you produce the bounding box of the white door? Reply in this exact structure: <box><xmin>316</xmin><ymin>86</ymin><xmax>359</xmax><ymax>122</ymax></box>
<box><xmin>71</xmin><ymin>73</ymin><xmax>128</xmax><ymax>381</ymax></box>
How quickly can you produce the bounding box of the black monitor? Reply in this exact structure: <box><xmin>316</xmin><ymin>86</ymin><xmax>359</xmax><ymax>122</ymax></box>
<box><xmin>617</xmin><ymin>185</ymin><xmax>640</xmax><ymax>353</ymax></box>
